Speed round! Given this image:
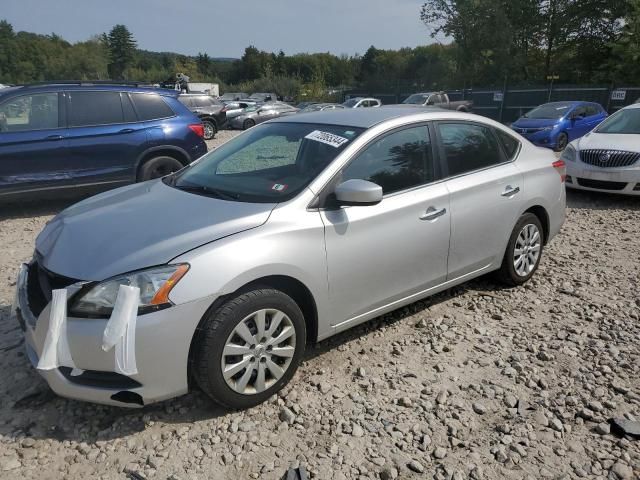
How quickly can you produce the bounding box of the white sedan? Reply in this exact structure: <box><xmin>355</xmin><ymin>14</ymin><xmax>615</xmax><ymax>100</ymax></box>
<box><xmin>563</xmin><ymin>103</ymin><xmax>640</xmax><ymax>195</ymax></box>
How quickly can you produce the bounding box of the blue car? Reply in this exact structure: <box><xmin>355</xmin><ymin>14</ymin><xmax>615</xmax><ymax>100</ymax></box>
<box><xmin>510</xmin><ymin>101</ymin><xmax>607</xmax><ymax>151</ymax></box>
<box><xmin>0</xmin><ymin>83</ymin><xmax>207</xmax><ymax>202</ymax></box>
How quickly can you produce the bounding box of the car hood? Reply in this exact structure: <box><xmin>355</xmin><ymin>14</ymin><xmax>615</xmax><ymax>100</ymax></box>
<box><xmin>575</xmin><ymin>132</ymin><xmax>640</xmax><ymax>152</ymax></box>
<box><xmin>35</xmin><ymin>180</ymin><xmax>276</xmax><ymax>281</ymax></box>
<box><xmin>512</xmin><ymin>118</ymin><xmax>561</xmax><ymax>128</ymax></box>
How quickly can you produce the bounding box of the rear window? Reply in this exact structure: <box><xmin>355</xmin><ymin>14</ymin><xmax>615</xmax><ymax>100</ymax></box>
<box><xmin>131</xmin><ymin>93</ymin><xmax>174</xmax><ymax>120</ymax></box>
<box><xmin>68</xmin><ymin>91</ymin><xmax>124</xmax><ymax>127</ymax></box>
<box><xmin>495</xmin><ymin>129</ymin><xmax>520</xmax><ymax>159</ymax></box>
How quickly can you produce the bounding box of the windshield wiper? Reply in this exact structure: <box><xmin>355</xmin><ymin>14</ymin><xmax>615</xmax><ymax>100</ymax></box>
<box><xmin>173</xmin><ymin>183</ymin><xmax>239</xmax><ymax>201</ymax></box>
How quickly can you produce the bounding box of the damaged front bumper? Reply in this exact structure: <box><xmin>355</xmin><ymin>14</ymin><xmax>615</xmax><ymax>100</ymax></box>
<box><xmin>11</xmin><ymin>262</ymin><xmax>215</xmax><ymax>407</ymax></box>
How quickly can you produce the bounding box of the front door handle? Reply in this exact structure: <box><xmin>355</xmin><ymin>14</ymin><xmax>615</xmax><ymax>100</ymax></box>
<box><xmin>119</xmin><ymin>128</ymin><xmax>135</xmax><ymax>134</ymax></box>
<box><xmin>45</xmin><ymin>134</ymin><xmax>64</xmax><ymax>141</ymax></box>
<box><xmin>420</xmin><ymin>207</ymin><xmax>447</xmax><ymax>221</ymax></box>
<box><xmin>501</xmin><ymin>186</ymin><xmax>520</xmax><ymax>197</ymax></box>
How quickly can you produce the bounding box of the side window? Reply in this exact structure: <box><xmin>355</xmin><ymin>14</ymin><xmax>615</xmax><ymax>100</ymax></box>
<box><xmin>131</xmin><ymin>93</ymin><xmax>174</xmax><ymax>121</ymax></box>
<box><xmin>68</xmin><ymin>91</ymin><xmax>124</xmax><ymax>127</ymax></box>
<box><xmin>438</xmin><ymin>122</ymin><xmax>504</xmax><ymax>176</ymax></box>
<box><xmin>0</xmin><ymin>93</ymin><xmax>59</xmax><ymax>132</ymax></box>
<box><xmin>586</xmin><ymin>105</ymin><xmax>598</xmax><ymax>116</ymax></box>
<box><xmin>341</xmin><ymin>125</ymin><xmax>434</xmax><ymax>195</ymax></box>
<box><xmin>572</xmin><ymin>106</ymin><xmax>587</xmax><ymax>118</ymax></box>
<box><xmin>495</xmin><ymin>129</ymin><xmax>520</xmax><ymax>160</ymax></box>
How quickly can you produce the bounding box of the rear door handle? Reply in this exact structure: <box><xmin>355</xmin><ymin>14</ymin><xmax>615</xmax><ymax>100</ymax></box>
<box><xmin>501</xmin><ymin>186</ymin><xmax>520</xmax><ymax>197</ymax></box>
<box><xmin>45</xmin><ymin>134</ymin><xmax>64</xmax><ymax>141</ymax></box>
<box><xmin>119</xmin><ymin>128</ymin><xmax>135</xmax><ymax>134</ymax></box>
<box><xmin>420</xmin><ymin>207</ymin><xmax>447</xmax><ymax>221</ymax></box>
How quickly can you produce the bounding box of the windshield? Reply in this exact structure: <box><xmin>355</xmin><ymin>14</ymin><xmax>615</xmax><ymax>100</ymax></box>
<box><xmin>343</xmin><ymin>99</ymin><xmax>359</xmax><ymax>108</ymax></box>
<box><xmin>595</xmin><ymin>108</ymin><xmax>640</xmax><ymax>134</ymax></box>
<box><xmin>168</xmin><ymin>122</ymin><xmax>364</xmax><ymax>203</ymax></box>
<box><xmin>524</xmin><ymin>102</ymin><xmax>573</xmax><ymax>119</ymax></box>
<box><xmin>403</xmin><ymin>94</ymin><xmax>429</xmax><ymax>105</ymax></box>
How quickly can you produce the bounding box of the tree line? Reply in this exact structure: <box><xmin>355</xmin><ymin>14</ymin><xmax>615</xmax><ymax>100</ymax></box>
<box><xmin>0</xmin><ymin>0</ymin><xmax>638</xmax><ymax>99</ymax></box>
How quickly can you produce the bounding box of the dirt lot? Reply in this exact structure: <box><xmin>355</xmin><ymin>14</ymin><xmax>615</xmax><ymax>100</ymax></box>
<box><xmin>0</xmin><ymin>131</ymin><xmax>638</xmax><ymax>480</ymax></box>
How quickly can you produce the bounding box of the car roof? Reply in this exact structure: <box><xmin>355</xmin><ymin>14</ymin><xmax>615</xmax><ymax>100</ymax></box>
<box><xmin>622</xmin><ymin>102</ymin><xmax>640</xmax><ymax>110</ymax></box>
<box><xmin>0</xmin><ymin>84</ymin><xmax>179</xmax><ymax>97</ymax></box>
<box><xmin>271</xmin><ymin>106</ymin><xmax>445</xmax><ymax>128</ymax></box>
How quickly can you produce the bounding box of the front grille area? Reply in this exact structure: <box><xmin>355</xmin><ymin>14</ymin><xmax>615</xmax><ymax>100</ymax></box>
<box><xmin>577</xmin><ymin>178</ymin><xmax>628</xmax><ymax>191</ymax></box>
<box><xmin>580</xmin><ymin>149</ymin><xmax>640</xmax><ymax>168</ymax></box>
<box><xmin>26</xmin><ymin>260</ymin><xmax>79</xmax><ymax>317</ymax></box>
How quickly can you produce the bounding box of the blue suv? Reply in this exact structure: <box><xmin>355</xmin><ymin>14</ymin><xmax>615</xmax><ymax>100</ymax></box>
<box><xmin>510</xmin><ymin>101</ymin><xmax>607</xmax><ymax>151</ymax></box>
<box><xmin>0</xmin><ymin>83</ymin><xmax>207</xmax><ymax>201</ymax></box>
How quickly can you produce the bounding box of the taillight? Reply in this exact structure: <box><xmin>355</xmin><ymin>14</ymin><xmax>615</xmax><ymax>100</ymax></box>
<box><xmin>552</xmin><ymin>159</ymin><xmax>566</xmax><ymax>182</ymax></box>
<box><xmin>189</xmin><ymin>124</ymin><xmax>205</xmax><ymax>138</ymax></box>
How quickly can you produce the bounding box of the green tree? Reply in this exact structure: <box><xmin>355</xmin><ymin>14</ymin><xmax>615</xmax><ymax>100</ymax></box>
<box><xmin>609</xmin><ymin>0</ymin><xmax>640</xmax><ymax>82</ymax></box>
<box><xmin>104</xmin><ymin>24</ymin><xmax>137</xmax><ymax>79</ymax></box>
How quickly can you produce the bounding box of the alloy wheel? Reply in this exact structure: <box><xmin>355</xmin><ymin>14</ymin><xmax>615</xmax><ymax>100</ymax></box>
<box><xmin>513</xmin><ymin>223</ymin><xmax>541</xmax><ymax>277</ymax></box>
<box><xmin>221</xmin><ymin>309</ymin><xmax>296</xmax><ymax>395</ymax></box>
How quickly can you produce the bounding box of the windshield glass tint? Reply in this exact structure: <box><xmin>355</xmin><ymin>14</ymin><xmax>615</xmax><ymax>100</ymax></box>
<box><xmin>403</xmin><ymin>94</ymin><xmax>428</xmax><ymax>104</ymax></box>
<box><xmin>596</xmin><ymin>109</ymin><xmax>640</xmax><ymax>134</ymax></box>
<box><xmin>524</xmin><ymin>102</ymin><xmax>573</xmax><ymax>119</ymax></box>
<box><xmin>170</xmin><ymin>123</ymin><xmax>364</xmax><ymax>203</ymax></box>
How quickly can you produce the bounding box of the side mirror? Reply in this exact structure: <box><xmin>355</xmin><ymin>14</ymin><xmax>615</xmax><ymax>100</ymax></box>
<box><xmin>334</xmin><ymin>179</ymin><xmax>383</xmax><ymax>206</ymax></box>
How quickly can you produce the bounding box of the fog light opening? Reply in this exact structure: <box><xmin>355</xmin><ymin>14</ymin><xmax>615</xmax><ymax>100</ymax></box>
<box><xmin>110</xmin><ymin>391</ymin><xmax>144</xmax><ymax>406</ymax></box>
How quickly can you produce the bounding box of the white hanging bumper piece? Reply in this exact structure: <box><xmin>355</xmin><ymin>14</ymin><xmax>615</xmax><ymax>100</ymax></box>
<box><xmin>102</xmin><ymin>285</ymin><xmax>140</xmax><ymax>376</ymax></box>
<box><xmin>37</xmin><ymin>289</ymin><xmax>76</xmax><ymax>370</ymax></box>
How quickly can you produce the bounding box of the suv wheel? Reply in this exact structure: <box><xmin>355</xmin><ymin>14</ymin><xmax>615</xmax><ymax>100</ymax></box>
<box><xmin>193</xmin><ymin>288</ymin><xmax>306</xmax><ymax>409</ymax></box>
<box><xmin>243</xmin><ymin>119</ymin><xmax>255</xmax><ymax>130</ymax></box>
<box><xmin>495</xmin><ymin>213</ymin><xmax>544</xmax><ymax>286</ymax></box>
<box><xmin>202</xmin><ymin>120</ymin><xmax>216</xmax><ymax>140</ymax></box>
<box><xmin>138</xmin><ymin>156</ymin><xmax>184</xmax><ymax>181</ymax></box>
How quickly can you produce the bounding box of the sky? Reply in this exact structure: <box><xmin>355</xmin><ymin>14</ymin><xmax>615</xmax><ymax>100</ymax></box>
<box><xmin>2</xmin><ymin>0</ymin><xmax>434</xmax><ymax>58</ymax></box>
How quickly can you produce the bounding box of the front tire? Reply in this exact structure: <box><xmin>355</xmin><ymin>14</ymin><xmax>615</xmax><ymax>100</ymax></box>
<box><xmin>555</xmin><ymin>132</ymin><xmax>568</xmax><ymax>152</ymax></box>
<box><xmin>193</xmin><ymin>288</ymin><xmax>306</xmax><ymax>409</ymax></box>
<box><xmin>495</xmin><ymin>213</ymin><xmax>544</xmax><ymax>286</ymax></box>
<box><xmin>243</xmin><ymin>119</ymin><xmax>256</xmax><ymax>130</ymax></box>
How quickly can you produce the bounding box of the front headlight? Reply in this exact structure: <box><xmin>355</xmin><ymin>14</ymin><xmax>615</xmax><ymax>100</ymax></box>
<box><xmin>69</xmin><ymin>264</ymin><xmax>189</xmax><ymax>318</ymax></box>
<box><xmin>560</xmin><ymin>144</ymin><xmax>576</xmax><ymax>162</ymax></box>
<box><xmin>542</xmin><ymin>125</ymin><xmax>555</xmax><ymax>132</ymax></box>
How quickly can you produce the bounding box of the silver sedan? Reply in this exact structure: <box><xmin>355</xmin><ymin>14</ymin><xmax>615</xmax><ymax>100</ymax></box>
<box><xmin>230</xmin><ymin>102</ymin><xmax>298</xmax><ymax>130</ymax></box>
<box><xmin>13</xmin><ymin>108</ymin><xmax>565</xmax><ymax>409</ymax></box>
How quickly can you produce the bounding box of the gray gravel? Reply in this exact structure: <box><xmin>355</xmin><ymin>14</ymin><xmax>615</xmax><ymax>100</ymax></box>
<box><xmin>0</xmin><ymin>132</ymin><xmax>638</xmax><ymax>479</ymax></box>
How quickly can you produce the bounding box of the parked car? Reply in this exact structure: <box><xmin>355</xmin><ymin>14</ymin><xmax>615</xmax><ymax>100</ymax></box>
<box><xmin>510</xmin><ymin>101</ymin><xmax>607</xmax><ymax>151</ymax></box>
<box><xmin>222</xmin><ymin>100</ymin><xmax>260</xmax><ymax>124</ymax></box>
<box><xmin>220</xmin><ymin>92</ymin><xmax>249</xmax><ymax>102</ymax></box>
<box><xmin>0</xmin><ymin>83</ymin><xmax>207</xmax><ymax>201</ymax></box>
<box><xmin>562</xmin><ymin>102</ymin><xmax>640</xmax><ymax>195</ymax></box>
<box><xmin>248</xmin><ymin>92</ymin><xmax>278</xmax><ymax>102</ymax></box>
<box><xmin>12</xmin><ymin>107</ymin><xmax>565</xmax><ymax>408</ymax></box>
<box><xmin>300</xmin><ymin>103</ymin><xmax>345</xmax><ymax>113</ymax></box>
<box><xmin>342</xmin><ymin>97</ymin><xmax>381</xmax><ymax>108</ymax></box>
<box><xmin>230</xmin><ymin>102</ymin><xmax>298</xmax><ymax>129</ymax></box>
<box><xmin>178</xmin><ymin>94</ymin><xmax>226</xmax><ymax>140</ymax></box>
<box><xmin>402</xmin><ymin>92</ymin><xmax>473</xmax><ymax>112</ymax></box>
<box><xmin>295</xmin><ymin>101</ymin><xmax>320</xmax><ymax>110</ymax></box>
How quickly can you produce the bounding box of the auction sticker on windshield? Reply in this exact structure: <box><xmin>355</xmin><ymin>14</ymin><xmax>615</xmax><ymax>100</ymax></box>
<box><xmin>305</xmin><ymin>130</ymin><xmax>350</xmax><ymax>148</ymax></box>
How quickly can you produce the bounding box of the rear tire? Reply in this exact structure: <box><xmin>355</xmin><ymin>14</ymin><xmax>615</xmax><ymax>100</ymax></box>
<box><xmin>202</xmin><ymin>120</ymin><xmax>217</xmax><ymax>140</ymax></box>
<box><xmin>193</xmin><ymin>288</ymin><xmax>306</xmax><ymax>409</ymax></box>
<box><xmin>137</xmin><ymin>156</ymin><xmax>184</xmax><ymax>182</ymax></box>
<box><xmin>495</xmin><ymin>213</ymin><xmax>544</xmax><ymax>286</ymax></box>
<box><xmin>243</xmin><ymin>119</ymin><xmax>255</xmax><ymax>130</ymax></box>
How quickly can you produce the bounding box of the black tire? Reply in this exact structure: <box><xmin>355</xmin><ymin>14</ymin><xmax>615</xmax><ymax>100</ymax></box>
<box><xmin>243</xmin><ymin>119</ymin><xmax>255</xmax><ymax>130</ymax></box>
<box><xmin>495</xmin><ymin>213</ymin><xmax>544</xmax><ymax>287</ymax></box>
<box><xmin>138</xmin><ymin>156</ymin><xmax>184</xmax><ymax>182</ymax></box>
<box><xmin>202</xmin><ymin>120</ymin><xmax>217</xmax><ymax>140</ymax></box>
<box><xmin>555</xmin><ymin>132</ymin><xmax>568</xmax><ymax>152</ymax></box>
<box><xmin>193</xmin><ymin>288</ymin><xmax>306</xmax><ymax>409</ymax></box>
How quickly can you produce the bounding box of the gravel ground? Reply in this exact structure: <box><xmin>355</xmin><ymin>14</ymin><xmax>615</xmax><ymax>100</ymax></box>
<box><xmin>0</xmin><ymin>131</ymin><xmax>638</xmax><ymax>479</ymax></box>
